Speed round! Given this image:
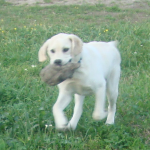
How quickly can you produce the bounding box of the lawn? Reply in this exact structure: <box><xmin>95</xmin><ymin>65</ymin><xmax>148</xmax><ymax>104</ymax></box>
<box><xmin>0</xmin><ymin>0</ymin><xmax>150</xmax><ymax>149</ymax></box>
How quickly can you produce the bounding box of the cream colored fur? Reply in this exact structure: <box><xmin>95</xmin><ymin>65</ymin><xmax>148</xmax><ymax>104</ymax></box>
<box><xmin>38</xmin><ymin>33</ymin><xmax>121</xmax><ymax>130</ymax></box>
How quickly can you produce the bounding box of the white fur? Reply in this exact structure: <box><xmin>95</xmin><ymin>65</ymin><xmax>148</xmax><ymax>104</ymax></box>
<box><xmin>38</xmin><ymin>33</ymin><xmax>121</xmax><ymax>130</ymax></box>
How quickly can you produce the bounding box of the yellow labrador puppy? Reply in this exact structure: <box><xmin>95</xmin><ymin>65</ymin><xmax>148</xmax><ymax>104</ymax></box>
<box><xmin>38</xmin><ymin>33</ymin><xmax>121</xmax><ymax>130</ymax></box>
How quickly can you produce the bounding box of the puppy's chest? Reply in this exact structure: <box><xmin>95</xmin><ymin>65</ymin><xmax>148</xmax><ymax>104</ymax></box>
<box><xmin>66</xmin><ymin>80</ymin><xmax>94</xmax><ymax>95</ymax></box>
<box><xmin>65</xmin><ymin>64</ymin><xmax>99</xmax><ymax>95</ymax></box>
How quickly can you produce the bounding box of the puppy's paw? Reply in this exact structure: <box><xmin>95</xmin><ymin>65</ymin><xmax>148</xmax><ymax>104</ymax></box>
<box><xmin>56</xmin><ymin>125</ymin><xmax>75</xmax><ymax>132</ymax></box>
<box><xmin>67</xmin><ymin>122</ymin><xmax>76</xmax><ymax>131</ymax></box>
<box><xmin>92</xmin><ymin>111</ymin><xmax>108</xmax><ymax>121</ymax></box>
<box><xmin>56</xmin><ymin>125</ymin><xmax>68</xmax><ymax>131</ymax></box>
<box><xmin>105</xmin><ymin>119</ymin><xmax>114</xmax><ymax>125</ymax></box>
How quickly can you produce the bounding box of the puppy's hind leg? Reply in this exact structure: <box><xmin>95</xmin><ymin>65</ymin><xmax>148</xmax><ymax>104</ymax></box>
<box><xmin>92</xmin><ymin>80</ymin><xmax>108</xmax><ymax>121</ymax></box>
<box><xmin>67</xmin><ymin>94</ymin><xmax>84</xmax><ymax>130</ymax></box>
<box><xmin>106</xmin><ymin>66</ymin><xmax>120</xmax><ymax>124</ymax></box>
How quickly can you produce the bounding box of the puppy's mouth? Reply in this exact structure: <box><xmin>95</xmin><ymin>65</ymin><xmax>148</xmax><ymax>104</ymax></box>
<box><xmin>64</xmin><ymin>58</ymin><xmax>82</xmax><ymax>65</ymax></box>
<box><xmin>68</xmin><ymin>59</ymin><xmax>72</xmax><ymax>63</ymax></box>
<box><xmin>63</xmin><ymin>59</ymin><xmax>72</xmax><ymax>66</ymax></box>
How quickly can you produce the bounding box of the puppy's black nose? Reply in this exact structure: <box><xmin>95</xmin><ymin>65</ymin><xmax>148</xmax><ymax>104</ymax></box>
<box><xmin>54</xmin><ymin>59</ymin><xmax>62</xmax><ymax>65</ymax></box>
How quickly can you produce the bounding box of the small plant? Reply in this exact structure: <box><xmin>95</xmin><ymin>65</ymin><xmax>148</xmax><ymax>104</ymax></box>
<box><xmin>106</xmin><ymin>5</ymin><xmax>121</xmax><ymax>12</ymax></box>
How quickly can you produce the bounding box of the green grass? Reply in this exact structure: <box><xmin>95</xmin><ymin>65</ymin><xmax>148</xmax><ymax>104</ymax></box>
<box><xmin>0</xmin><ymin>1</ymin><xmax>150</xmax><ymax>149</ymax></box>
<box><xmin>44</xmin><ymin>0</ymin><xmax>52</xmax><ymax>3</ymax></box>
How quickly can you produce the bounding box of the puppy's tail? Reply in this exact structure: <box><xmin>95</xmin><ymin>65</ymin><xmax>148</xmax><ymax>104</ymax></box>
<box><xmin>108</xmin><ymin>41</ymin><xmax>119</xmax><ymax>48</ymax></box>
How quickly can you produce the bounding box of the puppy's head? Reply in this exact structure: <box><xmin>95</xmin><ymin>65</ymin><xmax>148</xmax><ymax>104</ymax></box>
<box><xmin>38</xmin><ymin>33</ymin><xmax>83</xmax><ymax>65</ymax></box>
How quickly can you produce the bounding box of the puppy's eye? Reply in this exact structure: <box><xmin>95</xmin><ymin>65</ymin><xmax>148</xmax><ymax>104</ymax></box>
<box><xmin>63</xmin><ymin>48</ymin><xmax>69</xmax><ymax>52</ymax></box>
<box><xmin>51</xmin><ymin>49</ymin><xmax>55</xmax><ymax>53</ymax></box>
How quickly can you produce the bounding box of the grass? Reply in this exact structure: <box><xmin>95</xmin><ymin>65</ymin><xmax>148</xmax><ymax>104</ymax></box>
<box><xmin>0</xmin><ymin>0</ymin><xmax>150</xmax><ymax>149</ymax></box>
<box><xmin>44</xmin><ymin>0</ymin><xmax>52</xmax><ymax>3</ymax></box>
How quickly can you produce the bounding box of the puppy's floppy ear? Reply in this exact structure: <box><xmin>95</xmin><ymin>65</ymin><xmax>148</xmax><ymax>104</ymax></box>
<box><xmin>69</xmin><ymin>34</ymin><xmax>83</xmax><ymax>56</ymax></box>
<box><xmin>38</xmin><ymin>39</ymin><xmax>50</xmax><ymax>62</ymax></box>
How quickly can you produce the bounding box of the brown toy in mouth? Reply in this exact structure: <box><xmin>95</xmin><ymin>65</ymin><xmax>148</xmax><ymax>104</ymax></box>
<box><xmin>40</xmin><ymin>62</ymin><xmax>80</xmax><ymax>86</ymax></box>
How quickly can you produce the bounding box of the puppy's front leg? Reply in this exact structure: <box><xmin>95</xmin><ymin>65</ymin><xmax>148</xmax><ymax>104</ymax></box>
<box><xmin>92</xmin><ymin>81</ymin><xmax>107</xmax><ymax>121</ymax></box>
<box><xmin>67</xmin><ymin>94</ymin><xmax>84</xmax><ymax>130</ymax></box>
<box><xmin>53</xmin><ymin>91</ymin><xmax>72</xmax><ymax>130</ymax></box>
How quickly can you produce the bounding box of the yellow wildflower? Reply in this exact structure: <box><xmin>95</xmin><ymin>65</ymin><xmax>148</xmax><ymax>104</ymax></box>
<box><xmin>104</xmin><ymin>29</ymin><xmax>109</xmax><ymax>32</ymax></box>
<box><xmin>14</xmin><ymin>28</ymin><xmax>17</xmax><ymax>30</ymax></box>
